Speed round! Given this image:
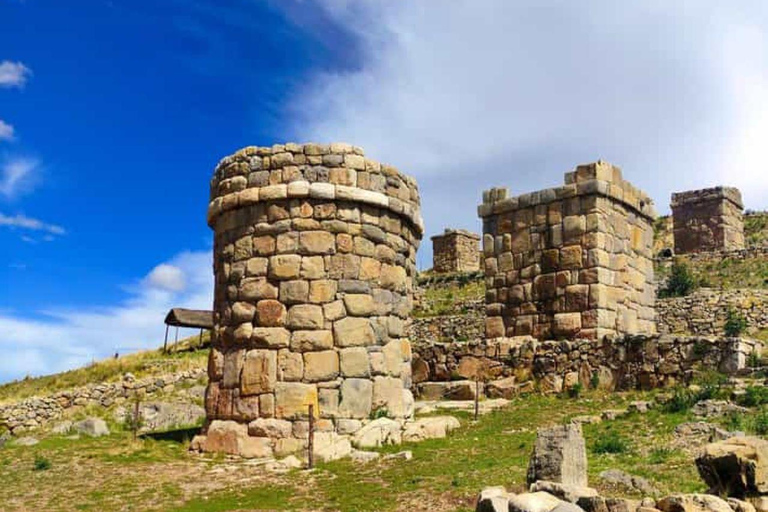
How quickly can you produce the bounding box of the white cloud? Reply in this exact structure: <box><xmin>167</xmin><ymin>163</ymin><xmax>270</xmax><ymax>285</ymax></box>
<box><xmin>283</xmin><ymin>1</ymin><xmax>768</xmax><ymax>265</ymax></box>
<box><xmin>0</xmin><ymin>250</ymin><xmax>213</xmax><ymax>382</ymax></box>
<box><xmin>145</xmin><ymin>263</ymin><xmax>187</xmax><ymax>292</ymax></box>
<box><xmin>0</xmin><ymin>61</ymin><xmax>32</xmax><ymax>88</ymax></box>
<box><xmin>0</xmin><ymin>157</ymin><xmax>39</xmax><ymax>198</ymax></box>
<box><xmin>0</xmin><ymin>212</ymin><xmax>65</xmax><ymax>235</ymax></box>
<box><xmin>0</xmin><ymin>120</ymin><xmax>14</xmax><ymax>141</ymax></box>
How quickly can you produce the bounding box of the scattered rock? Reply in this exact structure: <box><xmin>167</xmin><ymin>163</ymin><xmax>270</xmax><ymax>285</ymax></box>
<box><xmin>265</xmin><ymin>455</ymin><xmax>303</xmax><ymax>472</ymax></box>
<box><xmin>578</xmin><ymin>496</ymin><xmax>640</xmax><ymax>512</ymax></box>
<box><xmin>527</xmin><ymin>423</ymin><xmax>588</xmax><ymax>487</ymax></box>
<box><xmin>509</xmin><ymin>491</ymin><xmax>563</xmax><ymax>512</ymax></box>
<box><xmin>486</xmin><ymin>377</ymin><xmax>518</xmax><ymax>399</ymax></box>
<box><xmin>551</xmin><ymin>503</ymin><xmax>587</xmax><ymax>512</ymax></box>
<box><xmin>135</xmin><ymin>402</ymin><xmax>205</xmax><ymax>432</ymax></box>
<box><xmin>476</xmin><ymin>486</ymin><xmax>510</xmax><ymax>512</ymax></box>
<box><xmin>571</xmin><ymin>416</ymin><xmax>602</xmax><ymax>426</ymax></box>
<box><xmin>628</xmin><ymin>401</ymin><xmax>653</xmax><ymax>414</ymax></box>
<box><xmin>350</xmin><ymin>449</ymin><xmax>380</xmax><ymax>463</ymax></box>
<box><xmin>414</xmin><ymin>399</ymin><xmax>509</xmax><ymax>416</ymax></box>
<box><xmin>727</xmin><ymin>498</ymin><xmax>756</xmax><ymax>512</ymax></box>
<box><xmin>530</xmin><ymin>481</ymin><xmax>598</xmax><ymax>503</ymax></box>
<box><xmin>696</xmin><ymin>436</ymin><xmax>768</xmax><ymax>497</ymax></box>
<box><xmin>402</xmin><ymin>416</ymin><xmax>460</xmax><ymax>442</ymax></box>
<box><xmin>656</xmin><ymin>494</ymin><xmax>733</xmax><ymax>512</ymax></box>
<box><xmin>417</xmin><ymin>380</ymin><xmax>482</xmax><ymax>400</ymax></box>
<box><xmin>14</xmin><ymin>436</ymin><xmax>39</xmax><ymax>446</ymax></box>
<box><xmin>601</xmin><ymin>410</ymin><xmax>628</xmax><ymax>421</ymax></box>
<box><xmin>73</xmin><ymin>417</ymin><xmax>110</xmax><ymax>437</ymax></box>
<box><xmin>352</xmin><ymin>417</ymin><xmax>402</xmax><ymax>449</ymax></box>
<box><xmin>51</xmin><ymin>421</ymin><xmax>73</xmax><ymax>435</ymax></box>
<box><xmin>383</xmin><ymin>450</ymin><xmax>412</xmax><ymax>461</ymax></box>
<box><xmin>600</xmin><ymin>469</ymin><xmax>659</xmax><ymax>496</ymax></box>
<box><xmin>313</xmin><ymin>432</ymin><xmax>352</xmax><ymax>462</ymax></box>
<box><xmin>692</xmin><ymin>400</ymin><xmax>748</xmax><ymax>418</ymax></box>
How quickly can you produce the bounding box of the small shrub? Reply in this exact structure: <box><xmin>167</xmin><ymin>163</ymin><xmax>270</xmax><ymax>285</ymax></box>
<box><xmin>725</xmin><ymin>411</ymin><xmax>746</xmax><ymax>432</ymax></box>
<box><xmin>33</xmin><ymin>455</ymin><xmax>51</xmax><ymax>471</ymax></box>
<box><xmin>567</xmin><ymin>383</ymin><xmax>583</xmax><ymax>399</ymax></box>
<box><xmin>589</xmin><ymin>372</ymin><xmax>600</xmax><ymax>390</ymax></box>
<box><xmin>592</xmin><ymin>431</ymin><xmax>629</xmax><ymax>454</ymax></box>
<box><xmin>748</xmin><ymin>350</ymin><xmax>761</xmax><ymax>368</ymax></box>
<box><xmin>754</xmin><ymin>409</ymin><xmax>768</xmax><ymax>435</ymax></box>
<box><xmin>662</xmin><ymin>388</ymin><xmax>699</xmax><ymax>413</ymax></box>
<box><xmin>692</xmin><ymin>341</ymin><xmax>711</xmax><ymax>358</ymax></box>
<box><xmin>724</xmin><ymin>309</ymin><xmax>748</xmax><ymax>337</ymax></box>
<box><xmin>736</xmin><ymin>386</ymin><xmax>768</xmax><ymax>407</ymax></box>
<box><xmin>369</xmin><ymin>407</ymin><xmax>390</xmax><ymax>420</ymax></box>
<box><xmin>659</xmin><ymin>261</ymin><xmax>697</xmax><ymax>298</ymax></box>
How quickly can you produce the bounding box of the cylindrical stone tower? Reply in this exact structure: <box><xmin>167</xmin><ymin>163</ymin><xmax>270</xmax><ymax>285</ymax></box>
<box><xmin>196</xmin><ymin>142</ymin><xmax>423</xmax><ymax>459</ymax></box>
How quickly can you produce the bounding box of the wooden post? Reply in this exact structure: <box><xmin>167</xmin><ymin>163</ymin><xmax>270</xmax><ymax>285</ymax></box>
<box><xmin>474</xmin><ymin>378</ymin><xmax>480</xmax><ymax>421</ymax></box>
<box><xmin>174</xmin><ymin>326</ymin><xmax>179</xmax><ymax>351</ymax></box>
<box><xmin>307</xmin><ymin>404</ymin><xmax>315</xmax><ymax>469</ymax></box>
<box><xmin>163</xmin><ymin>324</ymin><xmax>169</xmax><ymax>354</ymax></box>
<box><xmin>198</xmin><ymin>328</ymin><xmax>203</xmax><ymax>348</ymax></box>
<box><xmin>133</xmin><ymin>395</ymin><xmax>140</xmax><ymax>441</ymax></box>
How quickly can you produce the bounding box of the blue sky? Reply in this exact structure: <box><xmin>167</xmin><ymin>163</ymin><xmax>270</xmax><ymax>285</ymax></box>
<box><xmin>2</xmin><ymin>0</ymin><xmax>768</xmax><ymax>382</ymax></box>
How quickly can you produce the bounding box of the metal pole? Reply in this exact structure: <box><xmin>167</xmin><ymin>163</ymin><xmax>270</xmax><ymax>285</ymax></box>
<box><xmin>163</xmin><ymin>324</ymin><xmax>169</xmax><ymax>354</ymax></box>
<box><xmin>307</xmin><ymin>404</ymin><xmax>315</xmax><ymax>469</ymax></box>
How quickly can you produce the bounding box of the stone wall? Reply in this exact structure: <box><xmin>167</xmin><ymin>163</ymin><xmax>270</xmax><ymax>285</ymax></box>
<box><xmin>671</xmin><ymin>187</ymin><xmax>745</xmax><ymax>254</ymax></box>
<box><xmin>411</xmin><ymin>335</ymin><xmax>762</xmax><ymax>394</ymax></box>
<box><xmin>0</xmin><ymin>368</ymin><xmax>205</xmax><ymax>435</ymax></box>
<box><xmin>201</xmin><ymin>143</ymin><xmax>423</xmax><ymax>458</ymax></box>
<box><xmin>658</xmin><ymin>289</ymin><xmax>768</xmax><ymax>336</ymax></box>
<box><xmin>673</xmin><ymin>246</ymin><xmax>768</xmax><ymax>264</ymax></box>
<box><xmin>409</xmin><ymin>299</ymin><xmax>485</xmax><ymax>344</ymax></box>
<box><xmin>478</xmin><ymin>161</ymin><xmax>657</xmax><ymax>341</ymax></box>
<box><xmin>431</xmin><ymin>229</ymin><xmax>481</xmax><ymax>273</ymax></box>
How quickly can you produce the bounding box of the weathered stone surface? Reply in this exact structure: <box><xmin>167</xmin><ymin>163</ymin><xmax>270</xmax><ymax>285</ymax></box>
<box><xmin>338</xmin><ymin>378</ymin><xmax>373</xmax><ymax>419</ymax></box>
<box><xmin>313</xmin><ymin>432</ymin><xmax>352</xmax><ymax>462</ymax></box>
<box><xmin>600</xmin><ymin>469</ymin><xmax>659</xmax><ymax>496</ymax></box>
<box><xmin>303</xmin><ymin>351</ymin><xmax>339</xmax><ymax>382</ymax></box>
<box><xmin>73</xmin><ymin>417</ymin><xmax>110</xmax><ymax>437</ymax></box>
<box><xmin>274</xmin><ymin>382</ymin><xmax>318</xmax><ymax>420</ymax></box>
<box><xmin>241</xmin><ymin>350</ymin><xmax>276</xmax><ymax>395</ymax></box>
<box><xmin>286</xmin><ymin>304</ymin><xmax>324</xmax><ymax>329</ymax></box>
<box><xmin>340</xmin><ymin>347</ymin><xmax>371</xmax><ymax>377</ymax></box>
<box><xmin>401</xmin><ymin>416</ymin><xmax>460</xmax><ymax>442</ymax></box>
<box><xmin>352</xmin><ymin>417</ymin><xmax>402</xmax><ymax>448</ymax></box>
<box><xmin>530</xmin><ymin>481</ymin><xmax>598</xmax><ymax>504</ymax></box>
<box><xmin>527</xmin><ymin>423</ymin><xmax>587</xmax><ymax>487</ymax></box>
<box><xmin>476</xmin><ymin>487</ymin><xmax>510</xmax><ymax>512</ymax></box>
<box><xmin>696</xmin><ymin>436</ymin><xmax>768</xmax><ymax>498</ymax></box>
<box><xmin>248</xmin><ymin>418</ymin><xmax>292</xmax><ymax>438</ymax></box>
<box><xmin>656</xmin><ymin>494</ymin><xmax>733</xmax><ymax>512</ymax></box>
<box><xmin>334</xmin><ymin>317</ymin><xmax>376</xmax><ymax>347</ymax></box>
<box><xmin>508</xmin><ymin>492</ymin><xmax>564</xmax><ymax>512</ymax></box>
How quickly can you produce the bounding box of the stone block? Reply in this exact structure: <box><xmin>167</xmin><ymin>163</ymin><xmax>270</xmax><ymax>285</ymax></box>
<box><xmin>268</xmin><ymin>255</ymin><xmax>301</xmax><ymax>280</ymax></box>
<box><xmin>334</xmin><ymin>317</ymin><xmax>376</xmax><ymax>347</ymax></box>
<box><xmin>279</xmin><ymin>280</ymin><xmax>309</xmax><ymax>304</ymax></box>
<box><xmin>277</xmin><ymin>349</ymin><xmax>303</xmax><ymax>381</ymax></box>
<box><xmin>338</xmin><ymin>378</ymin><xmax>373</xmax><ymax>419</ymax></box>
<box><xmin>274</xmin><ymin>382</ymin><xmax>319</xmax><ymax>420</ymax></box>
<box><xmin>251</xmin><ymin>327</ymin><xmax>290</xmax><ymax>348</ymax></box>
<box><xmin>343</xmin><ymin>294</ymin><xmax>374</xmax><ymax>316</ymax></box>
<box><xmin>527</xmin><ymin>423</ymin><xmax>587</xmax><ymax>487</ymax></box>
<box><xmin>339</xmin><ymin>347</ymin><xmax>371</xmax><ymax>377</ymax></box>
<box><xmin>290</xmin><ymin>330</ymin><xmax>334</xmax><ymax>352</ymax></box>
<box><xmin>303</xmin><ymin>350</ymin><xmax>339</xmax><ymax>382</ymax></box>
<box><xmin>240</xmin><ymin>350</ymin><xmax>277</xmax><ymax>396</ymax></box>
<box><xmin>255</xmin><ymin>299</ymin><xmax>286</xmax><ymax>327</ymax></box>
<box><xmin>299</xmin><ymin>231</ymin><xmax>336</xmax><ymax>255</ymax></box>
<box><xmin>286</xmin><ymin>304</ymin><xmax>324</xmax><ymax>329</ymax></box>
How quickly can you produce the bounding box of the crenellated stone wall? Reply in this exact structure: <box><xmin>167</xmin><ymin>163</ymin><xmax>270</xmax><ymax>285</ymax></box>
<box><xmin>431</xmin><ymin>229</ymin><xmax>481</xmax><ymax>273</ymax></box>
<box><xmin>671</xmin><ymin>187</ymin><xmax>745</xmax><ymax>254</ymax></box>
<box><xmin>198</xmin><ymin>143</ymin><xmax>423</xmax><ymax>458</ymax></box>
<box><xmin>478</xmin><ymin>161</ymin><xmax>657</xmax><ymax>341</ymax></box>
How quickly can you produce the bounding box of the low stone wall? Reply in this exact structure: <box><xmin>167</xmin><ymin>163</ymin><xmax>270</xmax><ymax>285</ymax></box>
<box><xmin>676</xmin><ymin>246</ymin><xmax>768</xmax><ymax>263</ymax></box>
<box><xmin>657</xmin><ymin>289</ymin><xmax>768</xmax><ymax>336</ymax></box>
<box><xmin>412</xmin><ymin>335</ymin><xmax>762</xmax><ymax>393</ymax></box>
<box><xmin>0</xmin><ymin>368</ymin><xmax>206</xmax><ymax>435</ymax></box>
<box><xmin>409</xmin><ymin>299</ymin><xmax>485</xmax><ymax>343</ymax></box>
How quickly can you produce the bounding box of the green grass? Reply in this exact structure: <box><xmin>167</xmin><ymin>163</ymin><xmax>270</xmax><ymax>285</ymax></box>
<box><xmin>413</xmin><ymin>274</ymin><xmax>485</xmax><ymax>318</ymax></box>
<box><xmin>0</xmin><ymin>334</ymin><xmax>209</xmax><ymax>404</ymax></box>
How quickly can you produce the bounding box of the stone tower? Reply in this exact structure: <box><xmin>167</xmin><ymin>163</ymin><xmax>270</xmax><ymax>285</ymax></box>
<box><xmin>197</xmin><ymin>143</ymin><xmax>423</xmax><ymax>458</ymax></box>
<box><xmin>431</xmin><ymin>229</ymin><xmax>481</xmax><ymax>273</ymax></box>
<box><xmin>671</xmin><ymin>187</ymin><xmax>745</xmax><ymax>254</ymax></box>
<box><xmin>478</xmin><ymin>161</ymin><xmax>657</xmax><ymax>341</ymax></box>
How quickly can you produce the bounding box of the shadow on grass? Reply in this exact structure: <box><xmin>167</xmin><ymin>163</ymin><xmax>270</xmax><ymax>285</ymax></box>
<box><xmin>140</xmin><ymin>426</ymin><xmax>201</xmax><ymax>443</ymax></box>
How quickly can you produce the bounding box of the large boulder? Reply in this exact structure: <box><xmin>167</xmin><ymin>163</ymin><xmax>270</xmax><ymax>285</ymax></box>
<box><xmin>656</xmin><ymin>494</ymin><xmax>733</xmax><ymax>512</ymax></box>
<box><xmin>599</xmin><ymin>469</ymin><xmax>659</xmax><ymax>496</ymax></box>
<box><xmin>509</xmin><ymin>492</ymin><xmax>564</xmax><ymax>512</ymax></box>
<box><xmin>696</xmin><ymin>436</ymin><xmax>768</xmax><ymax>498</ymax></box>
<box><xmin>351</xmin><ymin>417</ymin><xmax>402</xmax><ymax>448</ymax></box>
<box><xmin>486</xmin><ymin>377</ymin><xmax>518</xmax><ymax>399</ymax></box>
<box><xmin>417</xmin><ymin>380</ymin><xmax>482</xmax><ymax>400</ymax></box>
<box><xmin>530</xmin><ymin>481</ymin><xmax>598</xmax><ymax>504</ymax></box>
<box><xmin>73</xmin><ymin>417</ymin><xmax>110</xmax><ymax>437</ymax></box>
<box><xmin>527</xmin><ymin>423</ymin><xmax>588</xmax><ymax>487</ymax></box>
<box><xmin>476</xmin><ymin>487</ymin><xmax>510</xmax><ymax>512</ymax></box>
<box><xmin>577</xmin><ymin>497</ymin><xmax>640</xmax><ymax>512</ymax></box>
<box><xmin>402</xmin><ymin>416</ymin><xmax>460</xmax><ymax>442</ymax></box>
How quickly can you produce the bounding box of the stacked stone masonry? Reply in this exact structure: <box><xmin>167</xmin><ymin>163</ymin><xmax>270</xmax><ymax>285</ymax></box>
<box><xmin>411</xmin><ymin>335</ymin><xmax>762</xmax><ymax>394</ymax></box>
<box><xmin>657</xmin><ymin>289</ymin><xmax>768</xmax><ymax>337</ymax></box>
<box><xmin>431</xmin><ymin>229</ymin><xmax>481</xmax><ymax>273</ymax></box>
<box><xmin>478</xmin><ymin>161</ymin><xmax>657</xmax><ymax>341</ymax></box>
<box><xmin>201</xmin><ymin>143</ymin><xmax>423</xmax><ymax>458</ymax></box>
<box><xmin>0</xmin><ymin>368</ymin><xmax>205</xmax><ymax>435</ymax></box>
<box><xmin>671</xmin><ymin>187</ymin><xmax>745</xmax><ymax>254</ymax></box>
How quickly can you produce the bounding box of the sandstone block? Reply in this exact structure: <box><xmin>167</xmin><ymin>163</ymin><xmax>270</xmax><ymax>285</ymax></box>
<box><xmin>240</xmin><ymin>277</ymin><xmax>278</xmax><ymax>301</ymax></box>
<box><xmin>240</xmin><ymin>350</ymin><xmax>276</xmax><ymax>396</ymax></box>
<box><xmin>251</xmin><ymin>327</ymin><xmax>290</xmax><ymax>348</ymax></box>
<box><xmin>279</xmin><ymin>280</ymin><xmax>309</xmax><ymax>304</ymax></box>
<box><xmin>290</xmin><ymin>330</ymin><xmax>334</xmax><ymax>352</ymax></box>
<box><xmin>338</xmin><ymin>378</ymin><xmax>373</xmax><ymax>419</ymax></box>
<box><xmin>309</xmin><ymin>279</ymin><xmax>337</xmax><ymax>304</ymax></box>
<box><xmin>343</xmin><ymin>294</ymin><xmax>375</xmax><ymax>316</ymax></box>
<box><xmin>248</xmin><ymin>418</ymin><xmax>292</xmax><ymax>438</ymax></box>
<box><xmin>255</xmin><ymin>299</ymin><xmax>286</xmax><ymax>327</ymax></box>
<box><xmin>299</xmin><ymin>231</ymin><xmax>336</xmax><ymax>255</ymax></box>
<box><xmin>286</xmin><ymin>304</ymin><xmax>324</xmax><ymax>330</ymax></box>
<box><xmin>300</xmin><ymin>255</ymin><xmax>326</xmax><ymax>279</ymax></box>
<box><xmin>340</xmin><ymin>347</ymin><xmax>371</xmax><ymax>377</ymax></box>
<box><xmin>274</xmin><ymin>382</ymin><xmax>318</xmax><ymax>420</ymax></box>
<box><xmin>278</xmin><ymin>349</ymin><xmax>303</xmax><ymax>381</ymax></box>
<box><xmin>527</xmin><ymin>423</ymin><xmax>587</xmax><ymax>487</ymax></box>
<box><xmin>268</xmin><ymin>255</ymin><xmax>301</xmax><ymax>280</ymax></box>
<box><xmin>334</xmin><ymin>317</ymin><xmax>376</xmax><ymax>347</ymax></box>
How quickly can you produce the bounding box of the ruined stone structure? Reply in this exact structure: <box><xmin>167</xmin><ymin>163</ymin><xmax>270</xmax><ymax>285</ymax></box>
<box><xmin>671</xmin><ymin>187</ymin><xmax>745</xmax><ymax>254</ymax></box>
<box><xmin>431</xmin><ymin>229</ymin><xmax>481</xmax><ymax>273</ymax></box>
<box><xmin>198</xmin><ymin>143</ymin><xmax>423</xmax><ymax>458</ymax></box>
<box><xmin>478</xmin><ymin>161</ymin><xmax>657</xmax><ymax>341</ymax></box>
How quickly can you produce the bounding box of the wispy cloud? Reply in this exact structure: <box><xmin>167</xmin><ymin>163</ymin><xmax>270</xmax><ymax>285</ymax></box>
<box><xmin>0</xmin><ymin>120</ymin><xmax>14</xmax><ymax>141</ymax></box>
<box><xmin>0</xmin><ymin>212</ymin><xmax>65</xmax><ymax>235</ymax></box>
<box><xmin>0</xmin><ymin>250</ymin><xmax>212</xmax><ymax>382</ymax></box>
<box><xmin>0</xmin><ymin>156</ymin><xmax>39</xmax><ymax>198</ymax></box>
<box><xmin>0</xmin><ymin>61</ymin><xmax>32</xmax><ymax>88</ymax></box>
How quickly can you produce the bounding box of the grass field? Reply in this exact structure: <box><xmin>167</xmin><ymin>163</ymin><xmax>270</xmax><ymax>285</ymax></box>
<box><xmin>4</xmin><ymin>386</ymin><xmax>752</xmax><ymax>512</ymax></box>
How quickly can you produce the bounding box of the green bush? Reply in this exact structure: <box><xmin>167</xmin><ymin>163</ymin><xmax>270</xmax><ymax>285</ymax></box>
<box><xmin>589</xmin><ymin>372</ymin><xmax>600</xmax><ymax>390</ymax></box>
<box><xmin>754</xmin><ymin>409</ymin><xmax>768</xmax><ymax>435</ymax></box>
<box><xmin>566</xmin><ymin>383</ymin><xmax>583</xmax><ymax>399</ymax></box>
<box><xmin>592</xmin><ymin>431</ymin><xmax>629</xmax><ymax>454</ymax></box>
<box><xmin>659</xmin><ymin>262</ymin><xmax>697</xmax><ymax>298</ymax></box>
<box><xmin>736</xmin><ymin>386</ymin><xmax>768</xmax><ymax>407</ymax></box>
<box><xmin>724</xmin><ymin>309</ymin><xmax>748</xmax><ymax>337</ymax></box>
<box><xmin>662</xmin><ymin>388</ymin><xmax>699</xmax><ymax>413</ymax></box>
<box><xmin>33</xmin><ymin>455</ymin><xmax>51</xmax><ymax>471</ymax></box>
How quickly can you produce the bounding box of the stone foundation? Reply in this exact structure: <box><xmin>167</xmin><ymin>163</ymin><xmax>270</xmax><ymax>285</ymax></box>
<box><xmin>431</xmin><ymin>229</ymin><xmax>481</xmax><ymax>273</ymax></box>
<box><xmin>412</xmin><ymin>335</ymin><xmax>763</xmax><ymax>393</ymax></box>
<box><xmin>479</xmin><ymin>161</ymin><xmax>657</xmax><ymax>341</ymax></box>
<box><xmin>671</xmin><ymin>187</ymin><xmax>745</xmax><ymax>254</ymax></box>
<box><xmin>198</xmin><ymin>143</ymin><xmax>423</xmax><ymax>458</ymax></box>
